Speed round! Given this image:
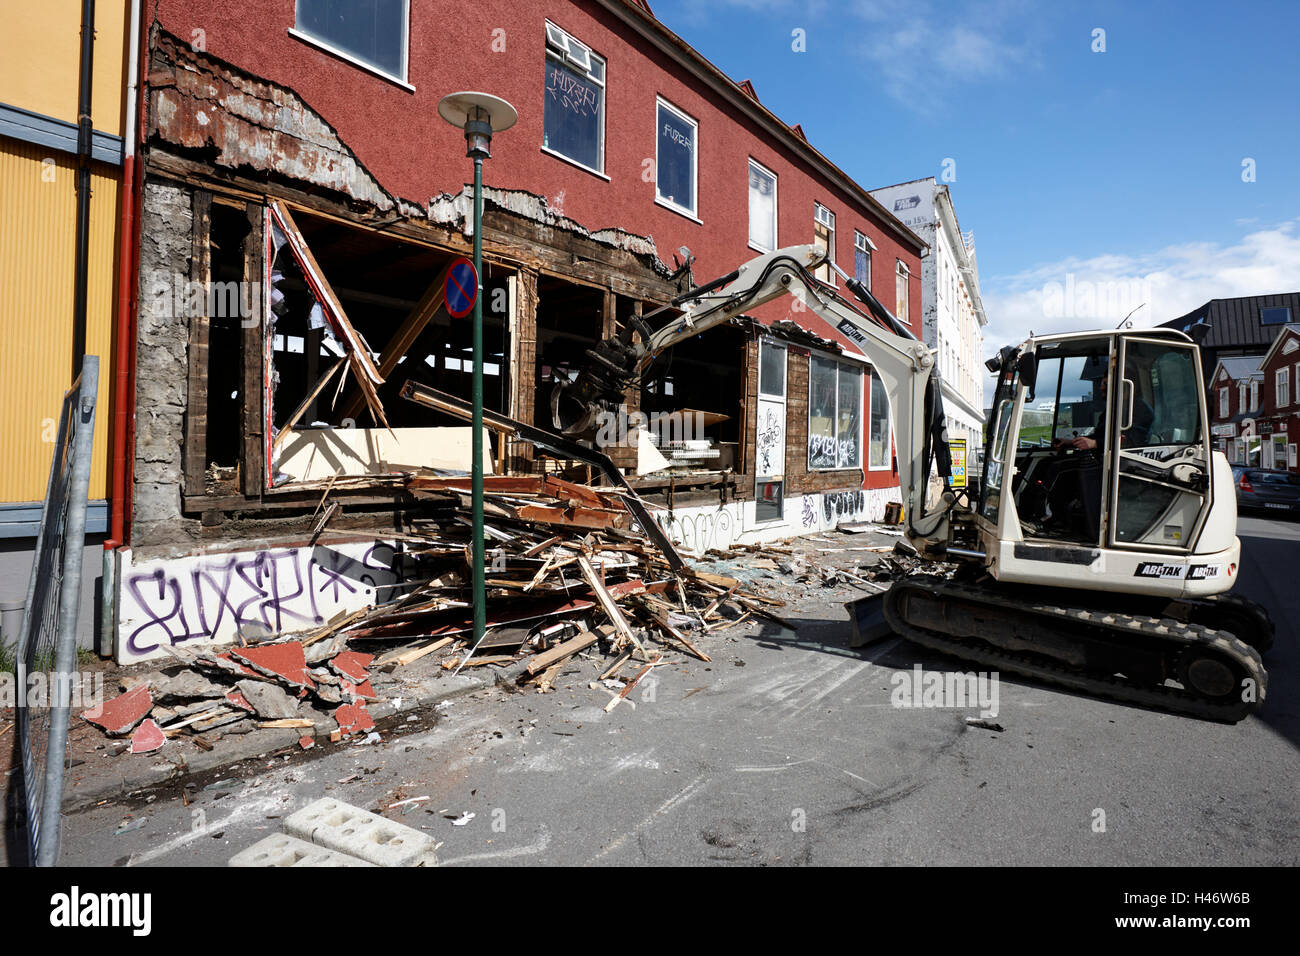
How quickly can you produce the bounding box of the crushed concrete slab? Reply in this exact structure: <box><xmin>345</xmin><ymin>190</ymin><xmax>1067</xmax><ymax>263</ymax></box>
<box><xmin>129</xmin><ymin>719</ymin><xmax>166</xmax><ymax>754</ymax></box>
<box><xmin>333</xmin><ymin>700</ymin><xmax>375</xmax><ymax>737</ymax></box>
<box><xmin>231</xmin><ymin>642</ymin><xmax>316</xmax><ymax>691</ymax></box>
<box><xmin>228</xmin><ymin>833</ymin><xmax>376</xmax><ymax>867</ymax></box>
<box><xmin>235</xmin><ymin>679</ymin><xmax>300</xmax><ymax>720</ymax></box>
<box><xmin>82</xmin><ymin>685</ymin><xmax>153</xmax><ymax>735</ymax></box>
<box><xmin>329</xmin><ymin>650</ymin><xmax>373</xmax><ymax>682</ymax></box>
<box><xmin>153</xmin><ymin>671</ymin><xmax>226</xmax><ymax>700</ymax></box>
<box><xmin>285</xmin><ymin>798</ymin><xmax>437</xmax><ymax>867</ymax></box>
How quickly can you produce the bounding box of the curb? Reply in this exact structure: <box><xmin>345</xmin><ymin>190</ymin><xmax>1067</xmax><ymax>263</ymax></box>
<box><xmin>58</xmin><ymin>672</ymin><xmax>492</xmax><ymax>813</ymax></box>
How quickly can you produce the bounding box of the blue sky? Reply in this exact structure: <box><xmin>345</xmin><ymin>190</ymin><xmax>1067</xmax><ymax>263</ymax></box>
<box><xmin>649</xmin><ymin>0</ymin><xmax>1300</xmax><ymax>358</ymax></box>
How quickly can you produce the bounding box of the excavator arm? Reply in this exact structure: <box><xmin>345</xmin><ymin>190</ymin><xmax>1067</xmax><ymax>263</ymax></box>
<box><xmin>551</xmin><ymin>244</ymin><xmax>956</xmax><ymax>550</ymax></box>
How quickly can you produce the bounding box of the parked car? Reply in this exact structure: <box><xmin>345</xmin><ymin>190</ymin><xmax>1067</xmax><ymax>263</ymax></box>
<box><xmin>1233</xmin><ymin>466</ymin><xmax>1300</xmax><ymax>517</ymax></box>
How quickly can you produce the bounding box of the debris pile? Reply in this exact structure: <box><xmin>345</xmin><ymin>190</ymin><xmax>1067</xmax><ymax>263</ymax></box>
<box><xmin>82</xmin><ymin>474</ymin><xmax>792</xmax><ymax>750</ymax></box>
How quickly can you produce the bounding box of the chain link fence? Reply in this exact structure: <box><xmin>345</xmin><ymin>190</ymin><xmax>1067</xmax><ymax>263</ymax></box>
<box><xmin>16</xmin><ymin>356</ymin><xmax>99</xmax><ymax>866</ymax></box>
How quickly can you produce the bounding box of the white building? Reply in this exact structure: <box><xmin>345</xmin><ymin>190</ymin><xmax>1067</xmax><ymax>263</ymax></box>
<box><xmin>869</xmin><ymin>178</ymin><xmax>987</xmax><ymax>454</ymax></box>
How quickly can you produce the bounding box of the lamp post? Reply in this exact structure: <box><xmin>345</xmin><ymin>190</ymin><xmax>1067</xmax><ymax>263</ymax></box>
<box><xmin>437</xmin><ymin>92</ymin><xmax>517</xmax><ymax>652</ymax></box>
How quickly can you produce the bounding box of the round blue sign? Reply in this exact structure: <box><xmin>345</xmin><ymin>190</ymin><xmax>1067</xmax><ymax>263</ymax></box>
<box><xmin>445</xmin><ymin>257</ymin><xmax>479</xmax><ymax>318</ymax></box>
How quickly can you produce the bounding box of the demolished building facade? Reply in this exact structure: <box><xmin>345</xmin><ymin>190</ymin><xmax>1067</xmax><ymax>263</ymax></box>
<box><xmin>111</xmin><ymin>0</ymin><xmax>928</xmax><ymax>661</ymax></box>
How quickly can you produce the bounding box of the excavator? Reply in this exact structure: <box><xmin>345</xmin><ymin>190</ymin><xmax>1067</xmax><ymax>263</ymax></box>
<box><xmin>550</xmin><ymin>244</ymin><xmax>1273</xmax><ymax>722</ymax></box>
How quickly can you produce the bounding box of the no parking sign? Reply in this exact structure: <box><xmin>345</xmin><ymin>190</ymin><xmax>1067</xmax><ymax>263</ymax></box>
<box><xmin>444</xmin><ymin>257</ymin><xmax>479</xmax><ymax>318</ymax></box>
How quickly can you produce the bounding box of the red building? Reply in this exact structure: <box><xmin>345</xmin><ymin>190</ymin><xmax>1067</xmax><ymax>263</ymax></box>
<box><xmin>1255</xmin><ymin>325</ymin><xmax>1300</xmax><ymax>472</ymax></box>
<box><xmin>108</xmin><ymin>0</ymin><xmax>929</xmax><ymax>656</ymax></box>
<box><xmin>1209</xmin><ymin>326</ymin><xmax>1300</xmax><ymax>472</ymax></box>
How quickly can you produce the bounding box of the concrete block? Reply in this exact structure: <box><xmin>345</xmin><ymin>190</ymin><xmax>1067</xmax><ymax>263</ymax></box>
<box><xmin>228</xmin><ymin>833</ymin><xmax>375</xmax><ymax>867</ymax></box>
<box><xmin>285</xmin><ymin>798</ymin><xmax>438</xmax><ymax>867</ymax></box>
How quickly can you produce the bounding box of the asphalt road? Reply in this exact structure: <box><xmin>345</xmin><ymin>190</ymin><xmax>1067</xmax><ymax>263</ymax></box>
<box><xmin>54</xmin><ymin>515</ymin><xmax>1299</xmax><ymax>867</ymax></box>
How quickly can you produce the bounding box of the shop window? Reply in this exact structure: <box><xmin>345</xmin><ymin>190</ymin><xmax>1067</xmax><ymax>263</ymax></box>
<box><xmin>808</xmin><ymin>355</ymin><xmax>862</xmax><ymax>470</ymax></box>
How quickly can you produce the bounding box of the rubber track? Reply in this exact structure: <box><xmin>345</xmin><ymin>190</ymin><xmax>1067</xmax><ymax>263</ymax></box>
<box><xmin>884</xmin><ymin>575</ymin><xmax>1268</xmax><ymax>723</ymax></box>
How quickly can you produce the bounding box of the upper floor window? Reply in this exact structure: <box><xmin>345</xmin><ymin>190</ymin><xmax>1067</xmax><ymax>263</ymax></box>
<box><xmin>543</xmin><ymin>22</ymin><xmax>606</xmax><ymax>174</ymax></box>
<box><xmin>1238</xmin><ymin>381</ymin><xmax>1248</xmax><ymax>411</ymax></box>
<box><xmin>1219</xmin><ymin>386</ymin><xmax>1230</xmax><ymax>418</ymax></box>
<box><xmin>1278</xmin><ymin>367</ymin><xmax>1291</xmax><ymax>407</ymax></box>
<box><xmin>656</xmin><ymin>98</ymin><xmax>698</xmax><ymax>218</ymax></box>
<box><xmin>1251</xmin><ymin>379</ymin><xmax>1259</xmax><ymax>410</ymax></box>
<box><xmin>813</xmin><ymin>203</ymin><xmax>835</xmax><ymax>284</ymax></box>
<box><xmin>293</xmin><ymin>0</ymin><xmax>409</xmax><ymax>84</ymax></box>
<box><xmin>896</xmin><ymin>260</ymin><xmax>910</xmax><ymax>324</ymax></box>
<box><xmin>748</xmin><ymin>159</ymin><xmax>777</xmax><ymax>252</ymax></box>
<box><xmin>854</xmin><ymin>231</ymin><xmax>874</xmax><ymax>289</ymax></box>
<box><xmin>1261</xmin><ymin>306</ymin><xmax>1292</xmax><ymax>326</ymax></box>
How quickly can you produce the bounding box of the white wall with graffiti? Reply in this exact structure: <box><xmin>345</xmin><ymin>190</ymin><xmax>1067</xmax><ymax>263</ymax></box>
<box><xmin>655</xmin><ymin>484</ymin><xmax>901</xmax><ymax>553</ymax></box>
<box><xmin>115</xmin><ymin>539</ymin><xmax>408</xmax><ymax>664</ymax></box>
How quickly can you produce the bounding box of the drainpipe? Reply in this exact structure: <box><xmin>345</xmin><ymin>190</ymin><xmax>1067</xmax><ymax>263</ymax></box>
<box><xmin>71</xmin><ymin>0</ymin><xmax>95</xmax><ymax>379</ymax></box>
<box><xmin>102</xmin><ymin>0</ymin><xmax>142</xmax><ymax>657</ymax></box>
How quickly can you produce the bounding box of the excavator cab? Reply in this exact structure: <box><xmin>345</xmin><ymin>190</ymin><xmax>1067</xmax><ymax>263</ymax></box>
<box><xmin>977</xmin><ymin>329</ymin><xmax>1236</xmax><ymax>598</ymax></box>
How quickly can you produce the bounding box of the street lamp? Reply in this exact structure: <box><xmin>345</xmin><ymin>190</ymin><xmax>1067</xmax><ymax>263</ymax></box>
<box><xmin>437</xmin><ymin>91</ymin><xmax>517</xmax><ymax>654</ymax></box>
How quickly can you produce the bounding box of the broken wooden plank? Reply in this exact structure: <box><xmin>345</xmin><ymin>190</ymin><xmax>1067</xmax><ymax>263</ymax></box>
<box><xmin>525</xmin><ymin>628</ymin><xmax>600</xmax><ymax>676</ymax></box>
<box><xmin>271</xmin><ymin>358</ymin><xmax>346</xmax><ymax>458</ymax></box>
<box><xmin>577</xmin><ymin>555</ymin><xmax>647</xmax><ymax>658</ymax></box>
<box><xmin>604</xmin><ymin>654</ymin><xmax>664</xmax><ymax>712</ymax></box>
<box><xmin>635</xmin><ymin>599</ymin><xmax>712</xmax><ymax>662</ymax></box>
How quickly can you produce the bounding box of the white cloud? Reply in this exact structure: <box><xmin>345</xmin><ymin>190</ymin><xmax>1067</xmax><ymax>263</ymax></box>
<box><xmin>851</xmin><ymin>0</ymin><xmax>1044</xmax><ymax>103</ymax></box>
<box><xmin>978</xmin><ymin>219</ymin><xmax>1300</xmax><ymax>397</ymax></box>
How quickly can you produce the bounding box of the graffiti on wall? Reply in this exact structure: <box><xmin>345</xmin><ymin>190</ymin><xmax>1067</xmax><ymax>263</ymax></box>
<box><xmin>822</xmin><ymin>490</ymin><xmax>868</xmax><ymax>524</ymax></box>
<box><xmin>658</xmin><ymin>505</ymin><xmax>740</xmax><ymax>554</ymax></box>
<box><xmin>755</xmin><ymin>399</ymin><xmax>785</xmax><ymax>477</ymax></box>
<box><xmin>117</xmin><ymin>541</ymin><xmax>405</xmax><ymax>663</ymax></box>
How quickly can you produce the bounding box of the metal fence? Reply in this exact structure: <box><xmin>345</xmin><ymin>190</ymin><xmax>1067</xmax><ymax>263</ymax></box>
<box><xmin>16</xmin><ymin>356</ymin><xmax>98</xmax><ymax>866</ymax></box>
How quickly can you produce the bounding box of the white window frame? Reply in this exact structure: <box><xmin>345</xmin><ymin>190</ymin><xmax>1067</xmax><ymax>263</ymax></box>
<box><xmin>896</xmin><ymin>260</ymin><xmax>910</xmax><ymax>325</ymax></box>
<box><xmin>1251</xmin><ymin>379</ymin><xmax>1260</xmax><ymax>411</ymax></box>
<box><xmin>654</xmin><ymin>96</ymin><xmax>699</xmax><ymax>221</ymax></box>
<box><xmin>854</xmin><ymin>230</ymin><xmax>874</xmax><ymax>289</ymax></box>
<box><xmin>807</xmin><ymin>353</ymin><xmax>863</xmax><ymax>471</ymax></box>
<box><xmin>542</xmin><ymin>20</ymin><xmax>607</xmax><ymax>178</ymax></box>
<box><xmin>1219</xmin><ymin>386</ymin><xmax>1230</xmax><ymax>419</ymax></box>
<box><xmin>747</xmin><ymin>158</ymin><xmax>778</xmax><ymax>254</ymax></box>
<box><xmin>1239</xmin><ymin>381</ymin><xmax>1248</xmax><ymax>412</ymax></box>
<box><xmin>290</xmin><ymin>0</ymin><xmax>413</xmax><ymax>90</ymax></box>
<box><xmin>813</xmin><ymin>202</ymin><xmax>836</xmax><ymax>285</ymax></box>
<box><xmin>1277</xmin><ymin>367</ymin><xmax>1290</xmax><ymax>408</ymax></box>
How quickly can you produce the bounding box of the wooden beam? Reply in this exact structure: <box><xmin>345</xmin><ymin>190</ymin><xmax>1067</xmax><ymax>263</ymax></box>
<box><xmin>183</xmin><ymin>189</ymin><xmax>213</xmax><ymax>496</ymax></box>
<box><xmin>241</xmin><ymin>200</ymin><xmax>265</xmax><ymax>497</ymax></box>
<box><xmin>339</xmin><ymin>261</ymin><xmax>453</xmax><ymax>420</ymax></box>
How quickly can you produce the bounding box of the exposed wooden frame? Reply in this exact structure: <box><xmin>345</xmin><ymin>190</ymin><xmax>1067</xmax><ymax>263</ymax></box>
<box><xmin>182</xmin><ymin>189</ymin><xmax>213</xmax><ymax>496</ymax></box>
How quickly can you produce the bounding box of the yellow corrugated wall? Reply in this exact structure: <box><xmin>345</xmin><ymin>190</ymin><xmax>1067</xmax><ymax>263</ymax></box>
<box><xmin>0</xmin><ymin>137</ymin><xmax>118</xmax><ymax>503</ymax></box>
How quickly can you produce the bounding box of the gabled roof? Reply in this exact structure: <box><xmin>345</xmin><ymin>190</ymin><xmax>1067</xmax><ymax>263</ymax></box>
<box><xmin>1160</xmin><ymin>293</ymin><xmax>1300</xmax><ymax>349</ymax></box>
<box><xmin>1212</xmin><ymin>355</ymin><xmax>1264</xmax><ymax>384</ymax></box>
<box><xmin>1259</xmin><ymin>323</ymin><xmax>1300</xmax><ymax>369</ymax></box>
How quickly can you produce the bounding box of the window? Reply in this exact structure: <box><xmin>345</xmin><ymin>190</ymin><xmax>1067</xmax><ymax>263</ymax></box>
<box><xmin>896</xmin><ymin>260</ymin><xmax>910</xmax><ymax>324</ymax></box>
<box><xmin>1277</xmin><ymin>367</ymin><xmax>1290</xmax><ymax>407</ymax></box>
<box><xmin>293</xmin><ymin>0</ymin><xmax>409</xmax><ymax>83</ymax></box>
<box><xmin>543</xmin><ymin>22</ymin><xmax>606</xmax><ymax>174</ymax></box>
<box><xmin>854</xmin><ymin>231</ymin><xmax>873</xmax><ymax>288</ymax></box>
<box><xmin>748</xmin><ymin>160</ymin><xmax>777</xmax><ymax>252</ymax></box>
<box><xmin>1251</xmin><ymin>380</ymin><xmax>1259</xmax><ymax>410</ymax></box>
<box><xmin>759</xmin><ymin>337</ymin><xmax>786</xmax><ymax>397</ymax></box>
<box><xmin>813</xmin><ymin>203</ymin><xmax>835</xmax><ymax>283</ymax></box>
<box><xmin>1261</xmin><ymin>306</ymin><xmax>1292</xmax><ymax>326</ymax></box>
<box><xmin>1219</xmin><ymin>387</ymin><xmax>1230</xmax><ymax>419</ymax></box>
<box><xmin>869</xmin><ymin>369</ymin><xmax>890</xmax><ymax>469</ymax></box>
<box><xmin>1239</xmin><ymin>381</ymin><xmax>1248</xmax><ymax>412</ymax></box>
<box><xmin>808</xmin><ymin>355</ymin><xmax>862</xmax><ymax>470</ymax></box>
<box><xmin>656</xmin><ymin>98</ymin><xmax>697</xmax><ymax>217</ymax></box>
